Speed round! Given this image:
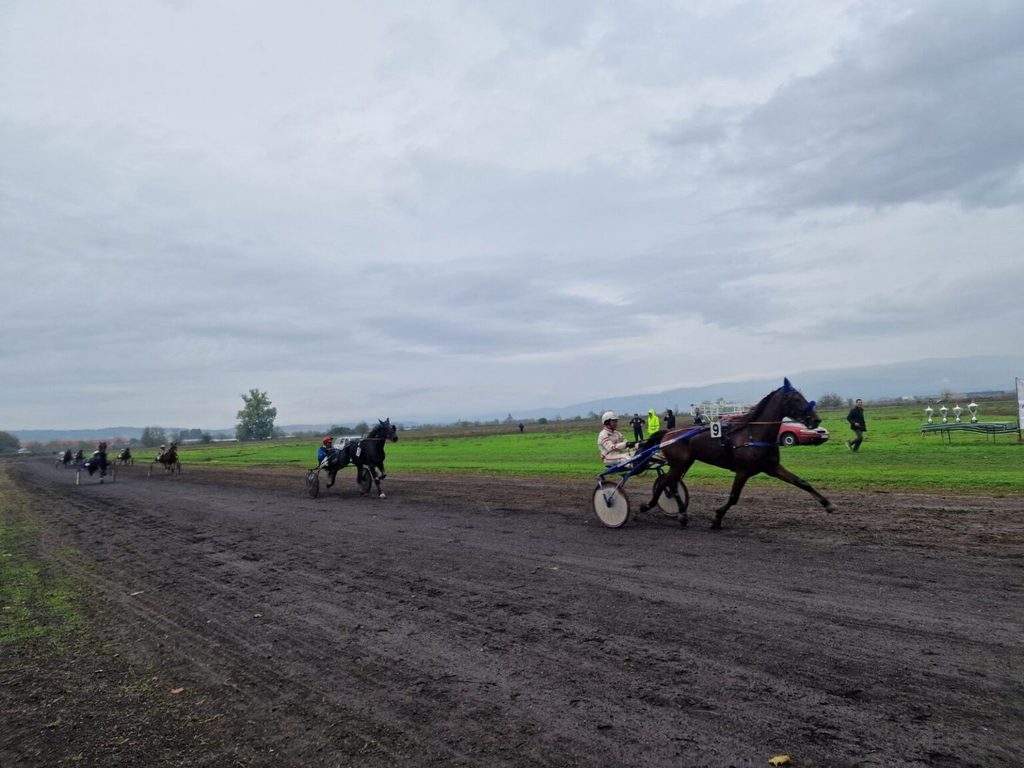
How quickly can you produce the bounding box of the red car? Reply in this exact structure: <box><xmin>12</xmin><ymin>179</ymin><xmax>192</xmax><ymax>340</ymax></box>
<box><xmin>777</xmin><ymin>417</ymin><xmax>830</xmax><ymax>446</ymax></box>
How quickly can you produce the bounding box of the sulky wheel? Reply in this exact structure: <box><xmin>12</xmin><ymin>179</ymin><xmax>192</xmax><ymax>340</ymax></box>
<box><xmin>305</xmin><ymin>470</ymin><xmax>320</xmax><ymax>498</ymax></box>
<box><xmin>656</xmin><ymin>480</ymin><xmax>690</xmax><ymax>518</ymax></box>
<box><xmin>593</xmin><ymin>481</ymin><xmax>630</xmax><ymax>528</ymax></box>
<box><xmin>357</xmin><ymin>467</ymin><xmax>373</xmax><ymax>495</ymax></box>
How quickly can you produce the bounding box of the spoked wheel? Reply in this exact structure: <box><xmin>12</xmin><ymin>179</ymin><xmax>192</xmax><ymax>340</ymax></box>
<box><xmin>305</xmin><ymin>470</ymin><xmax>320</xmax><ymax>498</ymax></box>
<box><xmin>357</xmin><ymin>467</ymin><xmax>373</xmax><ymax>495</ymax></box>
<box><xmin>656</xmin><ymin>480</ymin><xmax>690</xmax><ymax>518</ymax></box>
<box><xmin>593</xmin><ymin>481</ymin><xmax>630</xmax><ymax>528</ymax></box>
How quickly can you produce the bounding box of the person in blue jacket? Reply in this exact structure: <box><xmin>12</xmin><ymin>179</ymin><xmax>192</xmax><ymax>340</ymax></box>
<box><xmin>317</xmin><ymin>436</ymin><xmax>344</xmax><ymax>487</ymax></box>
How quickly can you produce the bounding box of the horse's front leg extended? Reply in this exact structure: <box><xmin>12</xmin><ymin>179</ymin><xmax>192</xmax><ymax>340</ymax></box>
<box><xmin>764</xmin><ymin>465</ymin><xmax>836</xmax><ymax>513</ymax></box>
<box><xmin>712</xmin><ymin>472</ymin><xmax>751</xmax><ymax>529</ymax></box>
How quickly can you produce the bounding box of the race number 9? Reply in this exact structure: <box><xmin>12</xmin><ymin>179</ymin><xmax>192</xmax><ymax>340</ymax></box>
<box><xmin>710</xmin><ymin>421</ymin><xmax>722</xmax><ymax>439</ymax></box>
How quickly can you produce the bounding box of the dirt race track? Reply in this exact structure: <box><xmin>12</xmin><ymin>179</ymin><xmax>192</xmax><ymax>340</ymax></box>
<box><xmin>3</xmin><ymin>458</ymin><xmax>1023</xmax><ymax>768</ymax></box>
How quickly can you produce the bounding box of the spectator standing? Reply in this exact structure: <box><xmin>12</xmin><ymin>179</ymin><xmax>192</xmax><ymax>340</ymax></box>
<box><xmin>647</xmin><ymin>408</ymin><xmax>661</xmax><ymax>435</ymax></box>
<box><xmin>629</xmin><ymin>413</ymin><xmax>645</xmax><ymax>442</ymax></box>
<box><xmin>665</xmin><ymin>409</ymin><xmax>676</xmax><ymax>430</ymax></box>
<box><xmin>846</xmin><ymin>399</ymin><xmax>867</xmax><ymax>452</ymax></box>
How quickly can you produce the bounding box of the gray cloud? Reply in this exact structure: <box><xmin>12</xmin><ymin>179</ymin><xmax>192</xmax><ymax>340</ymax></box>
<box><xmin>661</xmin><ymin>1</ymin><xmax>1024</xmax><ymax>210</ymax></box>
<box><xmin>2</xmin><ymin>1</ymin><xmax>1022</xmax><ymax>428</ymax></box>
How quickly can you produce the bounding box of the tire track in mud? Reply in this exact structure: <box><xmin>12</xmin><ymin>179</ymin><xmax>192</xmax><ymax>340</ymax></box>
<box><xmin>9</xmin><ymin>459</ymin><xmax>1024</xmax><ymax>767</ymax></box>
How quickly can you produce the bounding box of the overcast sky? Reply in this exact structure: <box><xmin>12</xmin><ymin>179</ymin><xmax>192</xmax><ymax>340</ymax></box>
<box><xmin>2</xmin><ymin>0</ymin><xmax>1023</xmax><ymax>429</ymax></box>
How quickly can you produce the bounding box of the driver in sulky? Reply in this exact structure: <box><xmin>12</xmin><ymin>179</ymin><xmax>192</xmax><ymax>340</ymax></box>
<box><xmin>598</xmin><ymin>412</ymin><xmax>636</xmax><ymax>466</ymax></box>
<box><xmin>317</xmin><ymin>436</ymin><xmax>344</xmax><ymax>487</ymax></box>
<box><xmin>84</xmin><ymin>441</ymin><xmax>109</xmax><ymax>478</ymax></box>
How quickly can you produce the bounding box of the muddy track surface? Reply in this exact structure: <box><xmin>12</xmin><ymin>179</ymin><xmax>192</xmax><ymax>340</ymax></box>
<box><xmin>4</xmin><ymin>458</ymin><xmax>1023</xmax><ymax>767</ymax></box>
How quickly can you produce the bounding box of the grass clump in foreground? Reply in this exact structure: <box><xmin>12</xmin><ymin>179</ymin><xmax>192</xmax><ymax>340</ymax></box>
<box><xmin>0</xmin><ymin>463</ymin><xmax>228</xmax><ymax>765</ymax></box>
<box><xmin>176</xmin><ymin>403</ymin><xmax>1023</xmax><ymax>495</ymax></box>
<box><xmin>0</xmin><ymin>471</ymin><xmax>85</xmax><ymax>649</ymax></box>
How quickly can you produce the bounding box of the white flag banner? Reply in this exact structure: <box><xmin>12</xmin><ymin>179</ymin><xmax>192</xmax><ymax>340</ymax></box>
<box><xmin>1017</xmin><ymin>377</ymin><xmax>1024</xmax><ymax>428</ymax></box>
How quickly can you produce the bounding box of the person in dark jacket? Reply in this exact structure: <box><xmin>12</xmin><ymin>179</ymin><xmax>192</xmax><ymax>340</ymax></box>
<box><xmin>846</xmin><ymin>399</ymin><xmax>866</xmax><ymax>452</ymax></box>
<box><xmin>665</xmin><ymin>409</ymin><xmax>676</xmax><ymax>430</ymax></box>
<box><xmin>629</xmin><ymin>413</ymin><xmax>645</xmax><ymax>442</ymax></box>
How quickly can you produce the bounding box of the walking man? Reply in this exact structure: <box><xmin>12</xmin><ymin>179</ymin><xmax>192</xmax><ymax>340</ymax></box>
<box><xmin>846</xmin><ymin>399</ymin><xmax>867</xmax><ymax>452</ymax></box>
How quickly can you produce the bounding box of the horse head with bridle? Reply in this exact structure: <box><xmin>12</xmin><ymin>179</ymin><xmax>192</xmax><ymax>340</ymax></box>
<box><xmin>641</xmin><ymin>378</ymin><xmax>835</xmax><ymax>528</ymax></box>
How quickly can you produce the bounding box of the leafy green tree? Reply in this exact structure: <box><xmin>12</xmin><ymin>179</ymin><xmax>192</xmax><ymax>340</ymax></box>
<box><xmin>353</xmin><ymin>421</ymin><xmax>369</xmax><ymax>435</ymax></box>
<box><xmin>236</xmin><ymin>389</ymin><xmax>277</xmax><ymax>441</ymax></box>
<box><xmin>139</xmin><ymin>426</ymin><xmax>168</xmax><ymax>447</ymax></box>
<box><xmin>0</xmin><ymin>430</ymin><xmax>20</xmax><ymax>453</ymax></box>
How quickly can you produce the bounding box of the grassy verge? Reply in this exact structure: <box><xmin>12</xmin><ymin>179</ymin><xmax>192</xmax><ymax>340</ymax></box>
<box><xmin>173</xmin><ymin>404</ymin><xmax>1023</xmax><ymax>495</ymax></box>
<box><xmin>0</xmin><ymin>472</ymin><xmax>85</xmax><ymax>649</ymax></box>
<box><xmin>0</xmin><ymin>463</ymin><xmax>224</xmax><ymax>766</ymax></box>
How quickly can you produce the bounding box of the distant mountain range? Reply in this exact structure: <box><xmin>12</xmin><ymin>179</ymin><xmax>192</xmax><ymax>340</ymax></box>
<box><xmin>509</xmin><ymin>355</ymin><xmax>1023</xmax><ymax>421</ymax></box>
<box><xmin>10</xmin><ymin>355</ymin><xmax>1021</xmax><ymax>441</ymax></box>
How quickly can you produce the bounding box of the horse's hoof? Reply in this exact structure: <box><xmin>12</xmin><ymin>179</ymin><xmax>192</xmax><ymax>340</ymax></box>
<box><xmin>378</xmin><ymin>493</ymin><xmax>386</xmax><ymax>499</ymax></box>
<box><xmin>638</xmin><ymin>503</ymin><xmax>649</xmax><ymax>513</ymax></box>
<box><xmin>678</xmin><ymin>516</ymin><xmax>688</xmax><ymax>528</ymax></box>
<box><xmin>709</xmin><ymin>521</ymin><xmax>722</xmax><ymax>530</ymax></box>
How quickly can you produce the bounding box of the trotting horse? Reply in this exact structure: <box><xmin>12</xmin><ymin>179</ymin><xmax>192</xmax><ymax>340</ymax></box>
<box><xmin>149</xmin><ymin>444</ymin><xmax>181</xmax><ymax>476</ymax></box>
<box><xmin>325</xmin><ymin>419</ymin><xmax>398</xmax><ymax>498</ymax></box>
<box><xmin>640</xmin><ymin>379</ymin><xmax>836</xmax><ymax>528</ymax></box>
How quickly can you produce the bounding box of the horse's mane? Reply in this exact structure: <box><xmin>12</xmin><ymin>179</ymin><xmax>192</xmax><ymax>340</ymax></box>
<box><xmin>725</xmin><ymin>387</ymin><xmax>783</xmax><ymax>429</ymax></box>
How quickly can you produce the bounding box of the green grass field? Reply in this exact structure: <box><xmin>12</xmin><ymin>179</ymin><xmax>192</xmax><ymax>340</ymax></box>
<box><xmin>171</xmin><ymin>404</ymin><xmax>1022</xmax><ymax>494</ymax></box>
<box><xmin>0</xmin><ymin>468</ymin><xmax>86</xmax><ymax>648</ymax></box>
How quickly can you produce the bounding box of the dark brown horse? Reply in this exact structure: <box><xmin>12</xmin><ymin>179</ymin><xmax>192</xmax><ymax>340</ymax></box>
<box><xmin>640</xmin><ymin>379</ymin><xmax>835</xmax><ymax>528</ymax></box>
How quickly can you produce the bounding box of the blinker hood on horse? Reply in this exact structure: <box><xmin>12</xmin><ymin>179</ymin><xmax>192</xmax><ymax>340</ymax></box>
<box><xmin>641</xmin><ymin>378</ymin><xmax>835</xmax><ymax>529</ymax></box>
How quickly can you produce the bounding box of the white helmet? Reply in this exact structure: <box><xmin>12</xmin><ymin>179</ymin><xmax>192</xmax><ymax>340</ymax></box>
<box><xmin>601</xmin><ymin>411</ymin><xmax>618</xmax><ymax>423</ymax></box>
